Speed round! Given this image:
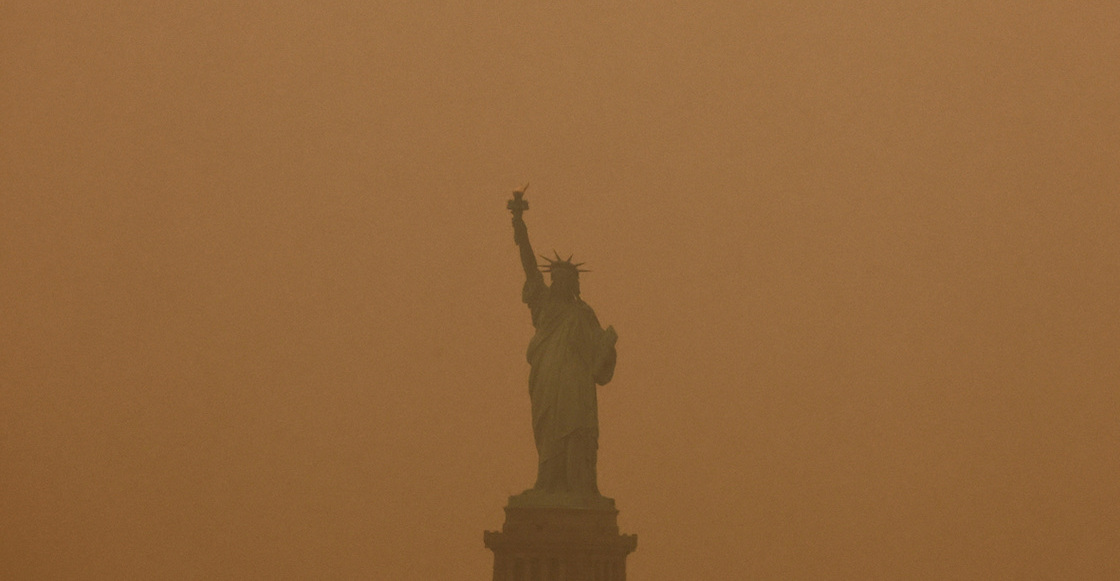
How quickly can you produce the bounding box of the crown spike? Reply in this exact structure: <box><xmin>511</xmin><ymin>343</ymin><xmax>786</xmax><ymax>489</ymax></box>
<box><xmin>532</xmin><ymin>250</ymin><xmax>589</xmax><ymax>274</ymax></box>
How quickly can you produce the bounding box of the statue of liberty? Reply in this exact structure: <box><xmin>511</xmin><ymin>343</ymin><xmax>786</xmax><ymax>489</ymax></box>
<box><xmin>507</xmin><ymin>186</ymin><xmax>618</xmax><ymax>507</ymax></box>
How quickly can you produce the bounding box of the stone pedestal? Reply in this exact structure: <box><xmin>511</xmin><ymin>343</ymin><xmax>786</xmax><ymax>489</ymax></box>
<box><xmin>484</xmin><ymin>500</ymin><xmax>637</xmax><ymax>581</ymax></box>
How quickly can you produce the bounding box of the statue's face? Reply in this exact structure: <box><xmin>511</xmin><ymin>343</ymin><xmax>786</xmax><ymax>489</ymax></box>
<box><xmin>550</xmin><ymin>268</ymin><xmax>580</xmax><ymax>298</ymax></box>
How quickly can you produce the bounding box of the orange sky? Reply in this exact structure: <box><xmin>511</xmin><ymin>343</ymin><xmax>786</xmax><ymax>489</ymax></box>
<box><xmin>2</xmin><ymin>2</ymin><xmax>1118</xmax><ymax>579</ymax></box>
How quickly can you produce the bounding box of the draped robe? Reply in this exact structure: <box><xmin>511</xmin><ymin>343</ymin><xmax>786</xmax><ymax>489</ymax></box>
<box><xmin>522</xmin><ymin>271</ymin><xmax>617</xmax><ymax>494</ymax></box>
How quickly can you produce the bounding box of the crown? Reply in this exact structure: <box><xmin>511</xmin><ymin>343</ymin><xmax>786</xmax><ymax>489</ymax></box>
<box><xmin>539</xmin><ymin>250</ymin><xmax>591</xmax><ymax>273</ymax></box>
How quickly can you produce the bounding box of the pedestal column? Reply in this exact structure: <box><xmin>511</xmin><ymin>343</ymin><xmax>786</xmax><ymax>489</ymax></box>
<box><xmin>484</xmin><ymin>501</ymin><xmax>637</xmax><ymax>581</ymax></box>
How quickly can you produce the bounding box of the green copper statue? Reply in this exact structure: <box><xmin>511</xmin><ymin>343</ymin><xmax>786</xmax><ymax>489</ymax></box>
<box><xmin>508</xmin><ymin>186</ymin><xmax>618</xmax><ymax>507</ymax></box>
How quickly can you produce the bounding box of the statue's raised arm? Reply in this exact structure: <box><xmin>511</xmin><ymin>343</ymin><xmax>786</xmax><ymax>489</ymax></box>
<box><xmin>508</xmin><ymin>185</ymin><xmax>539</xmax><ymax>281</ymax></box>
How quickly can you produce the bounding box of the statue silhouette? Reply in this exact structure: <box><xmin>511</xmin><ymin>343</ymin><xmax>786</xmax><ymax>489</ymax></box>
<box><xmin>508</xmin><ymin>186</ymin><xmax>618</xmax><ymax>507</ymax></box>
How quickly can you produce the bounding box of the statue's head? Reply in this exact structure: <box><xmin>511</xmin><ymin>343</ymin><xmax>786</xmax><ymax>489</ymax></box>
<box><xmin>540</xmin><ymin>251</ymin><xmax>588</xmax><ymax>300</ymax></box>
